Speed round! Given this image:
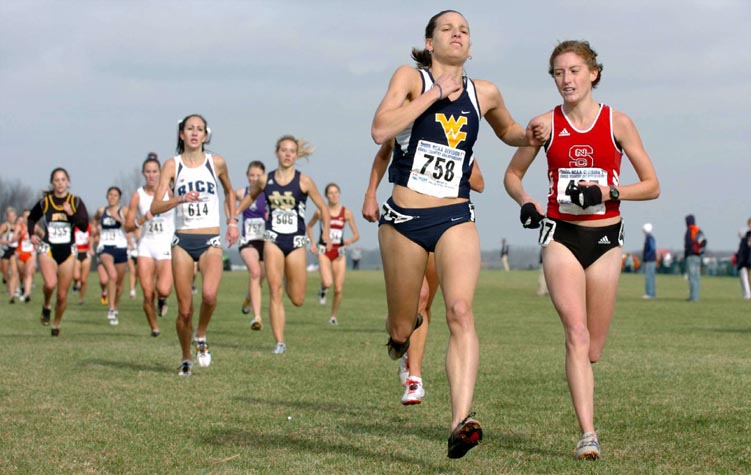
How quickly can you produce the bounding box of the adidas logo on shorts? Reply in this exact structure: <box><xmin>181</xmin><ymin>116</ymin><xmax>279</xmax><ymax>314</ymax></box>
<box><xmin>598</xmin><ymin>236</ymin><xmax>611</xmax><ymax>245</ymax></box>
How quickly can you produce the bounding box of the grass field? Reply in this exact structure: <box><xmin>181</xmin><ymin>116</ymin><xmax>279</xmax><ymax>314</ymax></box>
<box><xmin>1</xmin><ymin>269</ymin><xmax>749</xmax><ymax>474</ymax></box>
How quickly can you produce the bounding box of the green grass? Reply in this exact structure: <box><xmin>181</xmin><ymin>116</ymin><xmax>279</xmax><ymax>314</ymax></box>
<box><xmin>1</xmin><ymin>270</ymin><xmax>749</xmax><ymax>474</ymax></box>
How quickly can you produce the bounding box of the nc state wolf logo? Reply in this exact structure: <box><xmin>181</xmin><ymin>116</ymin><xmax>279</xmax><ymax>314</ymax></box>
<box><xmin>568</xmin><ymin>145</ymin><xmax>594</xmax><ymax>167</ymax></box>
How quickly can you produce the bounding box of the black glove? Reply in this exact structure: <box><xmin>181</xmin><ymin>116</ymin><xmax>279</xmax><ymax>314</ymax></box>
<box><xmin>520</xmin><ymin>202</ymin><xmax>544</xmax><ymax>229</ymax></box>
<box><xmin>565</xmin><ymin>181</ymin><xmax>602</xmax><ymax>209</ymax></box>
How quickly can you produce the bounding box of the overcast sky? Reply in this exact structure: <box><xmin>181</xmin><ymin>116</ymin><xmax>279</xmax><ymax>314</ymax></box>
<box><xmin>2</xmin><ymin>0</ymin><xmax>749</xmax><ymax>253</ymax></box>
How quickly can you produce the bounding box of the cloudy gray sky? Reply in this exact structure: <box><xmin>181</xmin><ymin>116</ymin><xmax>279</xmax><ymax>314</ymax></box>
<box><xmin>2</xmin><ymin>0</ymin><xmax>749</xmax><ymax>253</ymax></box>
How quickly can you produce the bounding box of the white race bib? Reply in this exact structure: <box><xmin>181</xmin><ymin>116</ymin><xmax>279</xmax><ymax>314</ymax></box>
<box><xmin>271</xmin><ymin>209</ymin><xmax>297</xmax><ymax>234</ymax></box>
<box><xmin>407</xmin><ymin>140</ymin><xmax>464</xmax><ymax>198</ymax></box>
<box><xmin>145</xmin><ymin>217</ymin><xmax>166</xmax><ymax>235</ymax></box>
<box><xmin>75</xmin><ymin>231</ymin><xmax>89</xmax><ymax>246</ymax></box>
<box><xmin>329</xmin><ymin>228</ymin><xmax>343</xmax><ymax>245</ymax></box>
<box><xmin>100</xmin><ymin>229</ymin><xmax>117</xmax><ymax>245</ymax></box>
<box><xmin>557</xmin><ymin>167</ymin><xmax>608</xmax><ymax>216</ymax></box>
<box><xmin>48</xmin><ymin>222</ymin><xmax>71</xmax><ymax>244</ymax></box>
<box><xmin>244</xmin><ymin>217</ymin><xmax>265</xmax><ymax>241</ymax></box>
<box><xmin>21</xmin><ymin>238</ymin><xmax>34</xmax><ymax>253</ymax></box>
<box><xmin>179</xmin><ymin>201</ymin><xmax>211</xmax><ymax>224</ymax></box>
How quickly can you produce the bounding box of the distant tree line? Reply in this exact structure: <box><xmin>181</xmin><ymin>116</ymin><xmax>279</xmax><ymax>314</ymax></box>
<box><xmin>0</xmin><ymin>177</ymin><xmax>37</xmax><ymax>216</ymax></box>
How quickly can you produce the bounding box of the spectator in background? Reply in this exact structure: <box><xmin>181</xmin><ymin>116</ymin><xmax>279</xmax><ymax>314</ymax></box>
<box><xmin>500</xmin><ymin>238</ymin><xmax>510</xmax><ymax>271</ymax></box>
<box><xmin>536</xmin><ymin>250</ymin><xmax>548</xmax><ymax>296</ymax></box>
<box><xmin>684</xmin><ymin>214</ymin><xmax>707</xmax><ymax>302</ymax></box>
<box><xmin>642</xmin><ymin>223</ymin><xmax>656</xmax><ymax>299</ymax></box>
<box><xmin>350</xmin><ymin>246</ymin><xmax>362</xmax><ymax>270</ymax></box>
<box><xmin>662</xmin><ymin>251</ymin><xmax>673</xmax><ymax>273</ymax></box>
<box><xmin>736</xmin><ymin>218</ymin><xmax>751</xmax><ymax>300</ymax></box>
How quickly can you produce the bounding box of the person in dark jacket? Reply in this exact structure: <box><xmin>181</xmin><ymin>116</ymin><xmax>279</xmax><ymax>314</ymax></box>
<box><xmin>642</xmin><ymin>223</ymin><xmax>656</xmax><ymax>299</ymax></box>
<box><xmin>684</xmin><ymin>214</ymin><xmax>706</xmax><ymax>302</ymax></box>
<box><xmin>736</xmin><ymin>218</ymin><xmax>751</xmax><ymax>300</ymax></box>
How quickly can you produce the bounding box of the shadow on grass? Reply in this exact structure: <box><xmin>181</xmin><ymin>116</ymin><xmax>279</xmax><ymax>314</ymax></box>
<box><xmin>707</xmin><ymin>327</ymin><xmax>751</xmax><ymax>334</ymax></box>
<box><xmin>234</xmin><ymin>395</ymin><xmax>383</xmax><ymax>417</ymax></box>
<box><xmin>203</xmin><ymin>427</ymin><xmax>446</xmax><ymax>468</ymax></box>
<box><xmin>0</xmin><ymin>329</ymin><xmax>151</xmax><ymax>340</ymax></box>
<box><xmin>318</xmin><ymin>327</ymin><xmax>383</xmax><ymax>335</ymax></box>
<box><xmin>228</xmin><ymin>396</ymin><xmax>553</xmax><ymax>459</ymax></box>
<box><xmin>81</xmin><ymin>358</ymin><xmax>171</xmax><ymax>373</ymax></box>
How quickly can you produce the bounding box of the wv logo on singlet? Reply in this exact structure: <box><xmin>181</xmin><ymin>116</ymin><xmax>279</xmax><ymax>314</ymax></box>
<box><xmin>435</xmin><ymin>114</ymin><xmax>467</xmax><ymax>149</ymax></box>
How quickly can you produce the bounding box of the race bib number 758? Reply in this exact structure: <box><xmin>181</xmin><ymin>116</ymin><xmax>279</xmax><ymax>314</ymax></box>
<box><xmin>407</xmin><ymin>140</ymin><xmax>464</xmax><ymax>198</ymax></box>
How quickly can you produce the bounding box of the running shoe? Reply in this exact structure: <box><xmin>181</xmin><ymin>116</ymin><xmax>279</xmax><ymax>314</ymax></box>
<box><xmin>250</xmin><ymin>317</ymin><xmax>262</xmax><ymax>331</ymax></box>
<box><xmin>318</xmin><ymin>287</ymin><xmax>327</xmax><ymax>305</ymax></box>
<box><xmin>51</xmin><ymin>328</ymin><xmax>60</xmax><ymax>337</ymax></box>
<box><xmin>272</xmin><ymin>342</ymin><xmax>286</xmax><ymax>354</ymax></box>
<box><xmin>9</xmin><ymin>297</ymin><xmax>15</xmax><ymax>304</ymax></box>
<box><xmin>386</xmin><ymin>314</ymin><xmax>423</xmax><ymax>360</ymax></box>
<box><xmin>398</xmin><ymin>354</ymin><xmax>410</xmax><ymax>387</ymax></box>
<box><xmin>574</xmin><ymin>432</ymin><xmax>600</xmax><ymax>460</ymax></box>
<box><xmin>329</xmin><ymin>316</ymin><xmax>337</xmax><ymax>325</ymax></box>
<box><xmin>157</xmin><ymin>297</ymin><xmax>168</xmax><ymax>317</ymax></box>
<box><xmin>401</xmin><ymin>377</ymin><xmax>425</xmax><ymax>405</ymax></box>
<box><xmin>241</xmin><ymin>296</ymin><xmax>251</xmax><ymax>315</ymax></box>
<box><xmin>40</xmin><ymin>306</ymin><xmax>51</xmax><ymax>326</ymax></box>
<box><xmin>107</xmin><ymin>309</ymin><xmax>119</xmax><ymax>326</ymax></box>
<box><xmin>196</xmin><ymin>340</ymin><xmax>212</xmax><ymax>368</ymax></box>
<box><xmin>100</xmin><ymin>292</ymin><xmax>108</xmax><ymax>305</ymax></box>
<box><xmin>447</xmin><ymin>413</ymin><xmax>483</xmax><ymax>459</ymax></box>
<box><xmin>21</xmin><ymin>295</ymin><xmax>31</xmax><ymax>303</ymax></box>
<box><xmin>129</xmin><ymin>289</ymin><xmax>136</xmax><ymax>299</ymax></box>
<box><xmin>177</xmin><ymin>360</ymin><xmax>193</xmax><ymax>376</ymax></box>
<box><xmin>150</xmin><ymin>330</ymin><xmax>160</xmax><ymax>337</ymax></box>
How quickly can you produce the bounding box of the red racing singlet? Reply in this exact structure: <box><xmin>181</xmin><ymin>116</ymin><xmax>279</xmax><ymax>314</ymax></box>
<box><xmin>320</xmin><ymin>207</ymin><xmax>346</xmax><ymax>247</ymax></box>
<box><xmin>75</xmin><ymin>223</ymin><xmax>91</xmax><ymax>253</ymax></box>
<box><xmin>545</xmin><ymin>104</ymin><xmax>623</xmax><ymax>221</ymax></box>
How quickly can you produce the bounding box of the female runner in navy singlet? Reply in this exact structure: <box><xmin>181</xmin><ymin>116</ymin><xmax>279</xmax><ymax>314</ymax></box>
<box><xmin>370</xmin><ymin>10</ymin><xmax>547</xmax><ymax>458</ymax></box>
<box><xmin>237</xmin><ymin>135</ymin><xmax>331</xmax><ymax>355</ymax></box>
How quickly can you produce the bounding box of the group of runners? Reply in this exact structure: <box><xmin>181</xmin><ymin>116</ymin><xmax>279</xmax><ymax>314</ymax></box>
<box><xmin>3</xmin><ymin>9</ymin><xmax>663</xmax><ymax>462</ymax></box>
